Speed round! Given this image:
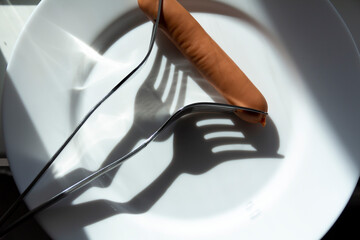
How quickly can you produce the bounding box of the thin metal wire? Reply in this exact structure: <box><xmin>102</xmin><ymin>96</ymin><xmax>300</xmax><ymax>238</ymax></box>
<box><xmin>0</xmin><ymin>0</ymin><xmax>164</xmax><ymax>236</ymax></box>
<box><xmin>0</xmin><ymin>102</ymin><xmax>267</xmax><ymax>237</ymax></box>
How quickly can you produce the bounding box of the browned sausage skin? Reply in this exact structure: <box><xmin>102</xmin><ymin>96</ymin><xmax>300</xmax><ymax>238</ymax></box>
<box><xmin>138</xmin><ymin>0</ymin><xmax>268</xmax><ymax>125</ymax></box>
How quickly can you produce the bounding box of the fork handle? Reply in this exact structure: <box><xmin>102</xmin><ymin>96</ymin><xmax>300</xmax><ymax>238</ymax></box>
<box><xmin>138</xmin><ymin>0</ymin><xmax>268</xmax><ymax>125</ymax></box>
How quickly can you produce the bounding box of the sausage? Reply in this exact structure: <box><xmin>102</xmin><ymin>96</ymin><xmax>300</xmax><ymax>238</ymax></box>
<box><xmin>138</xmin><ymin>0</ymin><xmax>268</xmax><ymax>125</ymax></box>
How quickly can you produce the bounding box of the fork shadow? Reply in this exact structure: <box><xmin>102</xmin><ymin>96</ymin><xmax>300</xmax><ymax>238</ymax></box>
<box><xmin>43</xmin><ymin>111</ymin><xmax>282</xmax><ymax>239</ymax></box>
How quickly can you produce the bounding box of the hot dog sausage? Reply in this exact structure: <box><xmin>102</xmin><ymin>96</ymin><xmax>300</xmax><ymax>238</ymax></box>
<box><xmin>138</xmin><ymin>0</ymin><xmax>268</xmax><ymax>125</ymax></box>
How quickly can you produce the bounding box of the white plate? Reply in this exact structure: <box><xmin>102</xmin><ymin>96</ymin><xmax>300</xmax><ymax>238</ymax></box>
<box><xmin>3</xmin><ymin>0</ymin><xmax>360</xmax><ymax>239</ymax></box>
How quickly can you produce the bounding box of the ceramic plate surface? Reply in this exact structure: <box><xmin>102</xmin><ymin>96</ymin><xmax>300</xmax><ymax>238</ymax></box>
<box><xmin>3</xmin><ymin>0</ymin><xmax>360</xmax><ymax>239</ymax></box>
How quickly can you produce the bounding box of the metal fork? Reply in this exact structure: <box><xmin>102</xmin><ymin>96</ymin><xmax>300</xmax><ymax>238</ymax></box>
<box><xmin>0</xmin><ymin>102</ymin><xmax>267</xmax><ymax>237</ymax></box>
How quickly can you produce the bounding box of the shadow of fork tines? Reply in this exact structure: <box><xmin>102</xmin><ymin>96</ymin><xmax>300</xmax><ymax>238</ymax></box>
<box><xmin>39</xmin><ymin>111</ymin><xmax>282</xmax><ymax>239</ymax></box>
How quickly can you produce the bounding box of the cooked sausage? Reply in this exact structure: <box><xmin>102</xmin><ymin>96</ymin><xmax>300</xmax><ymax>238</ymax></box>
<box><xmin>138</xmin><ymin>0</ymin><xmax>268</xmax><ymax>125</ymax></box>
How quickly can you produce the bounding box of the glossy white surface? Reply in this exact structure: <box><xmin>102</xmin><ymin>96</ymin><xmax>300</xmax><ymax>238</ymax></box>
<box><xmin>3</xmin><ymin>0</ymin><xmax>360</xmax><ymax>239</ymax></box>
<box><xmin>0</xmin><ymin>4</ymin><xmax>37</xmax><ymax>155</ymax></box>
